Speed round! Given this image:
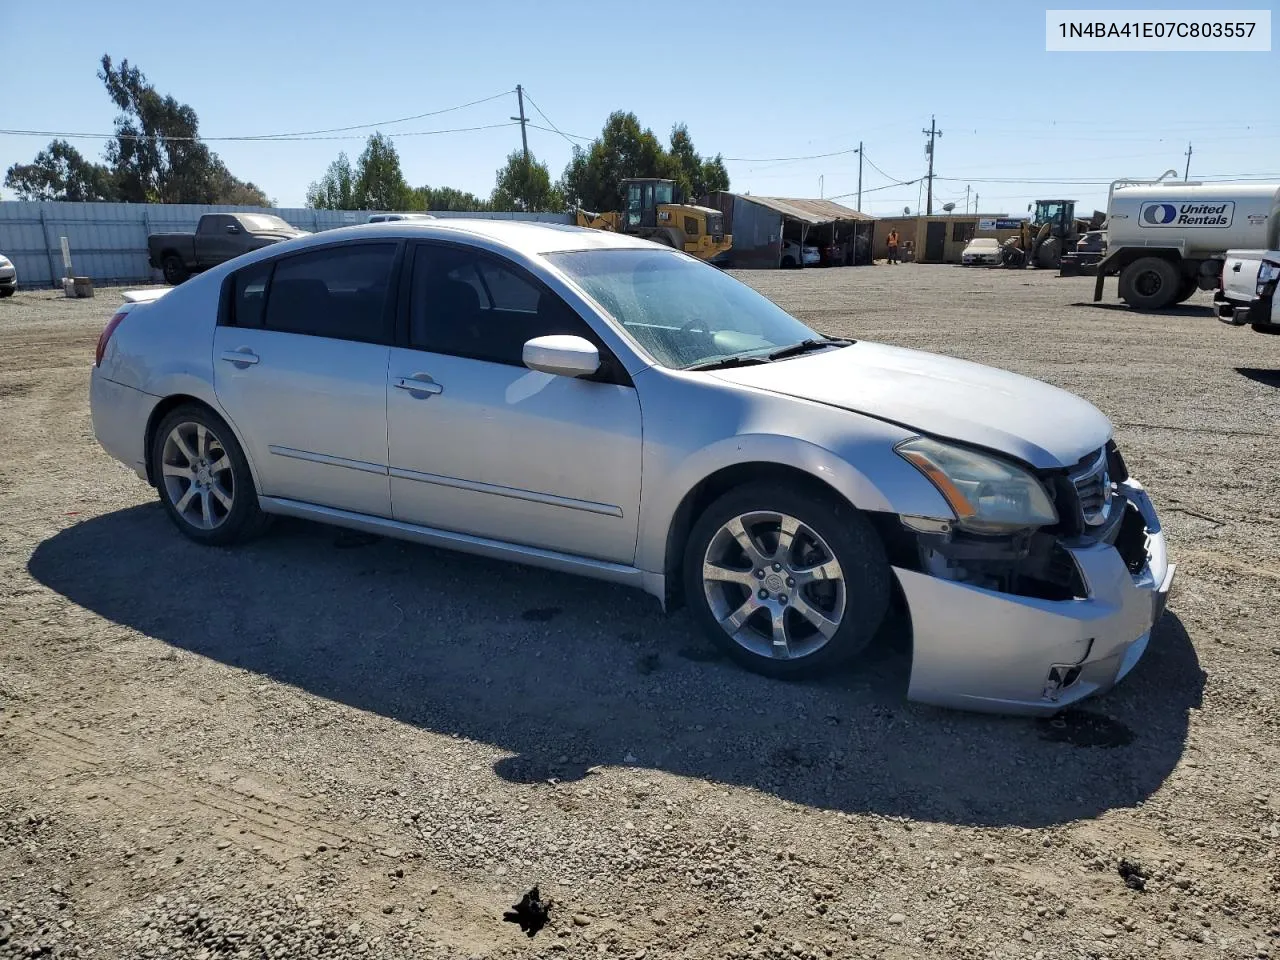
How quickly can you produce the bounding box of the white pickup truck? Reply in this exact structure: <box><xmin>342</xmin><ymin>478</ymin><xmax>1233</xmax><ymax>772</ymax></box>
<box><xmin>1215</xmin><ymin>250</ymin><xmax>1279</xmax><ymax>333</ymax></box>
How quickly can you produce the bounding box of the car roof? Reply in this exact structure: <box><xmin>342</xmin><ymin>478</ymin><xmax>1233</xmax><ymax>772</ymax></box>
<box><xmin>285</xmin><ymin>219</ymin><xmax>657</xmax><ymax>257</ymax></box>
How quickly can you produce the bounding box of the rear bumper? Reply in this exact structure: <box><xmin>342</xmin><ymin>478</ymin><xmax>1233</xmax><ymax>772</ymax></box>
<box><xmin>90</xmin><ymin>368</ymin><xmax>157</xmax><ymax>482</ymax></box>
<box><xmin>899</xmin><ymin>480</ymin><xmax>1173</xmax><ymax>716</ymax></box>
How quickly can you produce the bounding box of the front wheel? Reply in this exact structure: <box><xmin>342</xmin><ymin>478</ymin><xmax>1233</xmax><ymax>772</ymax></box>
<box><xmin>683</xmin><ymin>483</ymin><xmax>891</xmax><ymax>679</ymax></box>
<box><xmin>1119</xmin><ymin>256</ymin><xmax>1179</xmax><ymax>310</ymax></box>
<box><xmin>150</xmin><ymin>404</ymin><xmax>268</xmax><ymax>546</ymax></box>
<box><xmin>0</xmin><ymin>287</ymin><xmax>14</xmax><ymax>298</ymax></box>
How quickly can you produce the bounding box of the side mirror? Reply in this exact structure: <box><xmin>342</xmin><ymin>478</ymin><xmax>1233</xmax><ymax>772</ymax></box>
<box><xmin>522</xmin><ymin>335</ymin><xmax>600</xmax><ymax>378</ymax></box>
<box><xmin>226</xmin><ymin>224</ymin><xmax>241</xmax><ymax>234</ymax></box>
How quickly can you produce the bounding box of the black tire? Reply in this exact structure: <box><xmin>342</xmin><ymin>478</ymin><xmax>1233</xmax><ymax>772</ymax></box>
<box><xmin>1251</xmin><ymin>322</ymin><xmax>1280</xmax><ymax>335</ymax></box>
<box><xmin>682</xmin><ymin>481</ymin><xmax>890</xmax><ymax>680</ymax></box>
<box><xmin>1119</xmin><ymin>256</ymin><xmax>1179</xmax><ymax>310</ymax></box>
<box><xmin>150</xmin><ymin>404</ymin><xmax>269</xmax><ymax>546</ymax></box>
<box><xmin>781</xmin><ymin>255</ymin><xmax>797</xmax><ymax>269</ymax></box>
<box><xmin>0</xmin><ymin>287</ymin><xmax>14</xmax><ymax>298</ymax></box>
<box><xmin>1035</xmin><ymin>237</ymin><xmax>1062</xmax><ymax>270</ymax></box>
<box><xmin>1174</xmin><ymin>277</ymin><xmax>1199</xmax><ymax>304</ymax></box>
<box><xmin>162</xmin><ymin>254</ymin><xmax>189</xmax><ymax>286</ymax></box>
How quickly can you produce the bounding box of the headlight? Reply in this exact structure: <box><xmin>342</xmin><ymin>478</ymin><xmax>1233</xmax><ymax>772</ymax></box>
<box><xmin>896</xmin><ymin>436</ymin><xmax>1058</xmax><ymax>534</ymax></box>
<box><xmin>1258</xmin><ymin>261</ymin><xmax>1280</xmax><ymax>285</ymax></box>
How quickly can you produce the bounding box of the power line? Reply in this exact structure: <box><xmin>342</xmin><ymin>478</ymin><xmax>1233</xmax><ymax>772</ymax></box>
<box><xmin>0</xmin><ymin>121</ymin><xmax>519</xmax><ymax>143</ymax></box>
<box><xmin>722</xmin><ymin>145</ymin><xmax>863</xmax><ymax>163</ymax></box>
<box><xmin>521</xmin><ymin>91</ymin><xmax>581</xmax><ymax>148</ymax></box>
<box><xmin>860</xmin><ymin>152</ymin><xmax>909</xmax><ymax>185</ymax></box>
<box><xmin>220</xmin><ymin>88</ymin><xmax>514</xmax><ymax>140</ymax></box>
<box><xmin>0</xmin><ymin>88</ymin><xmax>516</xmax><ymax>143</ymax></box>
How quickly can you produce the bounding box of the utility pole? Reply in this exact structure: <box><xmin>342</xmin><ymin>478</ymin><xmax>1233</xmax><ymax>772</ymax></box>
<box><xmin>974</xmin><ymin>192</ymin><xmax>979</xmax><ymax>214</ymax></box>
<box><xmin>1183</xmin><ymin>142</ymin><xmax>1193</xmax><ymax>181</ymax></box>
<box><xmin>856</xmin><ymin>141</ymin><xmax>863</xmax><ymax>211</ymax></box>
<box><xmin>511</xmin><ymin>85</ymin><xmax>529</xmax><ymax>163</ymax></box>
<box><xmin>922</xmin><ymin>115</ymin><xmax>942</xmax><ymax>215</ymax></box>
<box><xmin>819</xmin><ymin>174</ymin><xmax>824</xmax><ymax>199</ymax></box>
<box><xmin>965</xmin><ymin>184</ymin><xmax>971</xmax><ymax>215</ymax></box>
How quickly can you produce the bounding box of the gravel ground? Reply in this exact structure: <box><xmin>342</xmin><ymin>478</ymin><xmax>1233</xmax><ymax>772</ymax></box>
<box><xmin>1</xmin><ymin>265</ymin><xmax>1278</xmax><ymax>960</ymax></box>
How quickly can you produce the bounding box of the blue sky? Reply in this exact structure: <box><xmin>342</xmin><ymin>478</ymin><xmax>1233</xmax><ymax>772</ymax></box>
<box><xmin>1</xmin><ymin>0</ymin><xmax>1274</xmax><ymax>215</ymax></box>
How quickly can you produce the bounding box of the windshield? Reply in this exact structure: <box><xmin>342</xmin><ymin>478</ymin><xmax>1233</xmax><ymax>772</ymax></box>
<box><xmin>969</xmin><ymin>238</ymin><xmax>999</xmax><ymax>249</ymax></box>
<box><xmin>547</xmin><ymin>248</ymin><xmax>823</xmax><ymax>370</ymax></box>
<box><xmin>239</xmin><ymin>214</ymin><xmax>293</xmax><ymax>232</ymax></box>
<box><xmin>655</xmin><ymin>181</ymin><xmax>675</xmax><ymax>204</ymax></box>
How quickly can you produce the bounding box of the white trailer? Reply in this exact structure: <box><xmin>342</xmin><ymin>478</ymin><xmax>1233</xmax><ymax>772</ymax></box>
<box><xmin>1092</xmin><ymin>177</ymin><xmax>1280</xmax><ymax>310</ymax></box>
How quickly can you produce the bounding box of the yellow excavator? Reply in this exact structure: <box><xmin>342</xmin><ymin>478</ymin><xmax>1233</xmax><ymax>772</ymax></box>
<box><xmin>574</xmin><ymin>178</ymin><xmax>732</xmax><ymax>261</ymax></box>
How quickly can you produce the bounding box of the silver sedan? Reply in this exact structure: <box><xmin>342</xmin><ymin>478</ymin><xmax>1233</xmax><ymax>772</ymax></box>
<box><xmin>90</xmin><ymin>220</ymin><xmax>1174</xmax><ymax>715</ymax></box>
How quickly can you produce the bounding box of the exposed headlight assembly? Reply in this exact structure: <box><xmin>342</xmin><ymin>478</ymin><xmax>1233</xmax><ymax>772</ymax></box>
<box><xmin>896</xmin><ymin>436</ymin><xmax>1058</xmax><ymax>535</ymax></box>
<box><xmin>1258</xmin><ymin>260</ymin><xmax>1280</xmax><ymax>296</ymax></box>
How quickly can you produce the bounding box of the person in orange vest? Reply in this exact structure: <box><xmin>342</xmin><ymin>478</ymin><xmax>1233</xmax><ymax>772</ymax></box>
<box><xmin>886</xmin><ymin>229</ymin><xmax>900</xmax><ymax>265</ymax></box>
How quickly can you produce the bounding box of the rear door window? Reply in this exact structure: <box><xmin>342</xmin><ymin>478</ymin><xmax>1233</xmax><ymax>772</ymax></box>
<box><xmin>261</xmin><ymin>243</ymin><xmax>398</xmax><ymax>343</ymax></box>
<box><xmin>231</xmin><ymin>261</ymin><xmax>273</xmax><ymax>328</ymax></box>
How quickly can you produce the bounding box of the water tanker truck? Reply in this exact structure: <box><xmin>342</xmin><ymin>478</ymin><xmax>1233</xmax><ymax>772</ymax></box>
<box><xmin>1092</xmin><ymin>177</ymin><xmax>1280</xmax><ymax>310</ymax></box>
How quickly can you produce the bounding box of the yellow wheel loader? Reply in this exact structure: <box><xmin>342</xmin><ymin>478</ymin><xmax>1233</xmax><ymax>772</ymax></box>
<box><xmin>574</xmin><ymin>178</ymin><xmax>732</xmax><ymax>261</ymax></box>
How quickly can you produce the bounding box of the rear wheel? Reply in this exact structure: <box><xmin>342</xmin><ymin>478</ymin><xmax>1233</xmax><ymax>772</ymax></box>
<box><xmin>1119</xmin><ymin>256</ymin><xmax>1180</xmax><ymax>311</ymax></box>
<box><xmin>781</xmin><ymin>255</ymin><xmax>797</xmax><ymax>268</ymax></box>
<box><xmin>150</xmin><ymin>404</ymin><xmax>268</xmax><ymax>546</ymax></box>
<box><xmin>162</xmin><ymin>254</ymin><xmax>189</xmax><ymax>286</ymax></box>
<box><xmin>683</xmin><ymin>482</ymin><xmax>890</xmax><ymax>679</ymax></box>
<box><xmin>1174</xmin><ymin>277</ymin><xmax>1199</xmax><ymax>304</ymax></box>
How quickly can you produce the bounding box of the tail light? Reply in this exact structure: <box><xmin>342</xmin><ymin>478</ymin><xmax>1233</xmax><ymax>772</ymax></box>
<box><xmin>96</xmin><ymin>310</ymin><xmax>128</xmax><ymax>367</ymax></box>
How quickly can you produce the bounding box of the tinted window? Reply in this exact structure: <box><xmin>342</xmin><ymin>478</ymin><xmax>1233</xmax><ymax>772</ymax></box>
<box><xmin>232</xmin><ymin>261</ymin><xmax>273</xmax><ymax>328</ymax></box>
<box><xmin>262</xmin><ymin>243</ymin><xmax>397</xmax><ymax>343</ymax></box>
<box><xmin>409</xmin><ymin>245</ymin><xmax>596</xmax><ymax>366</ymax></box>
<box><xmin>198</xmin><ymin>215</ymin><xmax>231</xmax><ymax>235</ymax></box>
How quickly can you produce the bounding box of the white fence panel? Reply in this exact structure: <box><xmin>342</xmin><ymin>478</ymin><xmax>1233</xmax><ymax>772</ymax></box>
<box><xmin>0</xmin><ymin>202</ymin><xmax>573</xmax><ymax>287</ymax></box>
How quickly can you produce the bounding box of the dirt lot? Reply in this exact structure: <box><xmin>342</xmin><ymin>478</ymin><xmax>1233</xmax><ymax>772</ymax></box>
<box><xmin>2</xmin><ymin>265</ymin><xmax>1278</xmax><ymax>960</ymax></box>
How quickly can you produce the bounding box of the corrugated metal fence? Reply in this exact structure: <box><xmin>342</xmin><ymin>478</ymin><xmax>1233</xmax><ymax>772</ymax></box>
<box><xmin>0</xmin><ymin>202</ymin><xmax>573</xmax><ymax>288</ymax></box>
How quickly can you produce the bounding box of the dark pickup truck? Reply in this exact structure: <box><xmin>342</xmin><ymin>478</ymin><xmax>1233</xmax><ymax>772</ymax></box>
<box><xmin>148</xmin><ymin>213</ymin><xmax>308</xmax><ymax>285</ymax></box>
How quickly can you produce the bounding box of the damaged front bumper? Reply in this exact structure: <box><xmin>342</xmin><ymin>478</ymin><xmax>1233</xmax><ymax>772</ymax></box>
<box><xmin>896</xmin><ymin>479</ymin><xmax>1174</xmax><ymax>716</ymax></box>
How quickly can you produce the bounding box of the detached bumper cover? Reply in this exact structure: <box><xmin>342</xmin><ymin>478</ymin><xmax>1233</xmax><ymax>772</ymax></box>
<box><xmin>897</xmin><ymin>480</ymin><xmax>1174</xmax><ymax>716</ymax></box>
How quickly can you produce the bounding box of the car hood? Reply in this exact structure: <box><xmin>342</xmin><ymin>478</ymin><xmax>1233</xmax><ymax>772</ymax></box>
<box><xmin>709</xmin><ymin>341</ymin><xmax>1111</xmax><ymax>469</ymax></box>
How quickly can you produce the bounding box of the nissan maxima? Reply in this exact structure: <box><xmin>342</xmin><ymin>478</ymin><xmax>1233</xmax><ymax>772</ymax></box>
<box><xmin>90</xmin><ymin>220</ymin><xmax>1175</xmax><ymax>715</ymax></box>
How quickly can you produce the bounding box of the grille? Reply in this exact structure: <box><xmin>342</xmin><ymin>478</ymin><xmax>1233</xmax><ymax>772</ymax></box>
<box><xmin>1071</xmin><ymin>450</ymin><xmax>1112</xmax><ymax>527</ymax></box>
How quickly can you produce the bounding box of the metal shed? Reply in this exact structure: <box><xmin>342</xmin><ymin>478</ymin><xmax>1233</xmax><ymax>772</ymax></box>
<box><xmin>706</xmin><ymin>193</ymin><xmax>875</xmax><ymax>269</ymax></box>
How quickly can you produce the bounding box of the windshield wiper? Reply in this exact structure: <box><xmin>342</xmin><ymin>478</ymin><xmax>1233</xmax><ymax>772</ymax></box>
<box><xmin>765</xmin><ymin>337</ymin><xmax>851</xmax><ymax>361</ymax></box>
<box><xmin>685</xmin><ymin>354</ymin><xmax>772</xmax><ymax>371</ymax></box>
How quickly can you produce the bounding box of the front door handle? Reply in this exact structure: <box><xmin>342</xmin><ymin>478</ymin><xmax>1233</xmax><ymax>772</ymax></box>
<box><xmin>1232</xmin><ymin>262</ymin><xmax>1242</xmax><ymax>272</ymax></box>
<box><xmin>393</xmin><ymin>375</ymin><xmax>443</xmax><ymax>396</ymax></box>
<box><xmin>220</xmin><ymin>348</ymin><xmax>260</xmax><ymax>366</ymax></box>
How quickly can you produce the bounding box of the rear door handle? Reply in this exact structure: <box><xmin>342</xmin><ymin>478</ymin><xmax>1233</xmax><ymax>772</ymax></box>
<box><xmin>220</xmin><ymin>348</ymin><xmax>260</xmax><ymax>366</ymax></box>
<box><xmin>393</xmin><ymin>375</ymin><xmax>443</xmax><ymax>396</ymax></box>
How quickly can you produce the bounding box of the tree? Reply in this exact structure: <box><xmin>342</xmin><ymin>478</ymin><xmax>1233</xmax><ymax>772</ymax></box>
<box><xmin>97</xmin><ymin>55</ymin><xmax>266</xmax><ymax>205</ymax></box>
<box><xmin>557</xmin><ymin>113</ymin><xmax>728</xmax><ymax>211</ymax></box>
<box><xmin>4</xmin><ymin>139</ymin><xmax>118</xmax><ymax>201</ymax></box>
<box><xmin>490</xmin><ymin>150</ymin><xmax>562</xmax><ymax>212</ymax></box>
<box><xmin>305</xmin><ymin>153</ymin><xmax>356</xmax><ymax>209</ymax></box>
<box><xmin>668</xmin><ymin>124</ymin><xmax>729</xmax><ymax>201</ymax></box>
<box><xmin>557</xmin><ymin>111</ymin><xmax>676</xmax><ymax>211</ymax></box>
<box><xmin>406</xmin><ymin>185</ymin><xmax>490</xmax><ymax>212</ymax></box>
<box><xmin>353</xmin><ymin>133</ymin><xmax>411</xmax><ymax>211</ymax></box>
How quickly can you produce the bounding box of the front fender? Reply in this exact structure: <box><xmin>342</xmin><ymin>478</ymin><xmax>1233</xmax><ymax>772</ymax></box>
<box><xmin>633</xmin><ymin>368</ymin><xmax>955</xmax><ymax>575</ymax></box>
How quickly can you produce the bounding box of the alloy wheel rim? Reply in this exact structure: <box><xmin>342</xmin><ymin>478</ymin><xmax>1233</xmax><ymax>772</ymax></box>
<box><xmin>161</xmin><ymin>422</ymin><xmax>234</xmax><ymax>530</ymax></box>
<box><xmin>701</xmin><ymin>510</ymin><xmax>846</xmax><ymax>661</ymax></box>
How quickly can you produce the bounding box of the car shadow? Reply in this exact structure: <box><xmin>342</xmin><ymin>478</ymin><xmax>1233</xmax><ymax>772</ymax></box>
<box><xmin>1236</xmin><ymin>367</ymin><xmax>1280</xmax><ymax>388</ymax></box>
<box><xmin>1070</xmin><ymin>301</ymin><xmax>1209</xmax><ymax>317</ymax></box>
<box><xmin>28</xmin><ymin>504</ymin><xmax>1204</xmax><ymax>829</ymax></box>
